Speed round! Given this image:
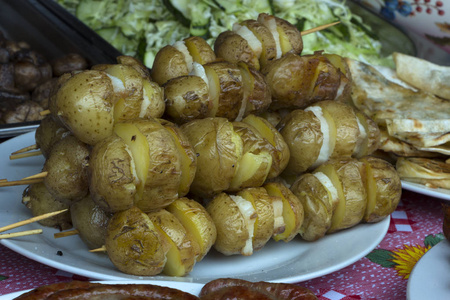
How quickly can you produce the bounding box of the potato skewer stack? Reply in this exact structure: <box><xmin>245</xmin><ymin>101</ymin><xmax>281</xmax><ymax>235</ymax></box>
<box><xmin>0</xmin><ymin>12</ymin><xmax>401</xmax><ymax>280</ymax></box>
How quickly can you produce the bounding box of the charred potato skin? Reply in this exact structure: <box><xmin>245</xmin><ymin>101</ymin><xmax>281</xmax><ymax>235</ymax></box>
<box><xmin>151</xmin><ymin>45</ymin><xmax>189</xmax><ymax>86</ymax></box>
<box><xmin>163</xmin><ymin>75</ymin><xmax>212</xmax><ymax>124</ymax></box>
<box><xmin>70</xmin><ymin>195</ymin><xmax>111</xmax><ymax>249</ymax></box>
<box><xmin>89</xmin><ymin>134</ymin><xmax>137</xmax><ymax>213</ymax></box>
<box><xmin>239</xmin><ymin>19</ymin><xmax>277</xmax><ymax>68</ymax></box>
<box><xmin>105</xmin><ymin>206</ymin><xmax>167</xmax><ymax>276</ymax></box>
<box><xmin>43</xmin><ymin>135</ymin><xmax>90</xmax><ymax>204</ymax></box>
<box><xmin>22</xmin><ymin>182</ymin><xmax>72</xmax><ymax>230</ymax></box>
<box><xmin>214</xmin><ymin>30</ymin><xmax>260</xmax><ymax>71</ymax></box>
<box><xmin>35</xmin><ymin>115</ymin><xmax>71</xmax><ymax>158</ymax></box>
<box><xmin>205</xmin><ymin>61</ymin><xmax>244</xmax><ymax>120</ymax></box>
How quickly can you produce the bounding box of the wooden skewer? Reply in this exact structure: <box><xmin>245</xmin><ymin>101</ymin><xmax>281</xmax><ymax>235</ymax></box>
<box><xmin>11</xmin><ymin>144</ymin><xmax>38</xmax><ymax>155</ymax></box>
<box><xmin>40</xmin><ymin>110</ymin><xmax>51</xmax><ymax>116</ymax></box>
<box><xmin>10</xmin><ymin>150</ymin><xmax>43</xmax><ymax>160</ymax></box>
<box><xmin>301</xmin><ymin>21</ymin><xmax>341</xmax><ymax>36</ymax></box>
<box><xmin>22</xmin><ymin>171</ymin><xmax>48</xmax><ymax>180</ymax></box>
<box><xmin>0</xmin><ymin>209</ymin><xmax>68</xmax><ymax>233</ymax></box>
<box><xmin>0</xmin><ymin>229</ymin><xmax>43</xmax><ymax>239</ymax></box>
<box><xmin>54</xmin><ymin>229</ymin><xmax>79</xmax><ymax>239</ymax></box>
<box><xmin>90</xmin><ymin>245</ymin><xmax>107</xmax><ymax>253</ymax></box>
<box><xmin>0</xmin><ymin>178</ymin><xmax>44</xmax><ymax>187</ymax></box>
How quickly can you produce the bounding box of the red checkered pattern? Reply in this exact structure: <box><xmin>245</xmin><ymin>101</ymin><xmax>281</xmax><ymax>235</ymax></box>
<box><xmin>0</xmin><ymin>190</ymin><xmax>445</xmax><ymax>298</ymax></box>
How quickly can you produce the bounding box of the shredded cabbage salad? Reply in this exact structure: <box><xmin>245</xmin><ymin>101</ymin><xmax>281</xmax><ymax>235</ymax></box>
<box><xmin>56</xmin><ymin>0</ymin><xmax>393</xmax><ymax>67</ymax></box>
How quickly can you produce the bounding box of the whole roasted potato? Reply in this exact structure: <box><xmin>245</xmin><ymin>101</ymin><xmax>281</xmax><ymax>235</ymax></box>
<box><xmin>181</xmin><ymin>117</ymin><xmax>243</xmax><ymax>198</ymax></box>
<box><xmin>43</xmin><ymin>135</ymin><xmax>90</xmax><ymax>204</ymax></box>
<box><xmin>35</xmin><ymin>115</ymin><xmax>71</xmax><ymax>158</ymax></box>
<box><xmin>214</xmin><ymin>30</ymin><xmax>260</xmax><ymax>70</ymax></box>
<box><xmin>105</xmin><ymin>206</ymin><xmax>167</xmax><ymax>276</ymax></box>
<box><xmin>207</xmin><ymin>193</ymin><xmax>254</xmax><ymax>256</ymax></box>
<box><xmin>151</xmin><ymin>44</ymin><xmax>189</xmax><ymax>85</ymax></box>
<box><xmin>22</xmin><ymin>182</ymin><xmax>72</xmax><ymax>230</ymax></box>
<box><xmin>54</xmin><ymin>70</ymin><xmax>115</xmax><ymax>145</ymax></box>
<box><xmin>89</xmin><ymin>134</ymin><xmax>137</xmax><ymax>213</ymax></box>
<box><xmin>70</xmin><ymin>195</ymin><xmax>112</xmax><ymax>249</ymax></box>
<box><xmin>148</xmin><ymin>209</ymin><xmax>200</xmax><ymax>276</ymax></box>
<box><xmin>361</xmin><ymin>156</ymin><xmax>401</xmax><ymax>223</ymax></box>
<box><xmin>163</xmin><ymin>75</ymin><xmax>212</xmax><ymax>124</ymax></box>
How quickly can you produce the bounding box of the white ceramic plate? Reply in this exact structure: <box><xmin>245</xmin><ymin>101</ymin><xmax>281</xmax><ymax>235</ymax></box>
<box><xmin>401</xmin><ymin>181</ymin><xmax>450</xmax><ymax>201</ymax></box>
<box><xmin>0</xmin><ymin>280</ymin><xmax>204</xmax><ymax>299</ymax></box>
<box><xmin>0</xmin><ymin>131</ymin><xmax>389</xmax><ymax>284</ymax></box>
<box><xmin>407</xmin><ymin>239</ymin><xmax>450</xmax><ymax>300</ymax></box>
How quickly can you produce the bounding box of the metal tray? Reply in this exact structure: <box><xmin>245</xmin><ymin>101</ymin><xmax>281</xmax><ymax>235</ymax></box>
<box><xmin>0</xmin><ymin>0</ymin><xmax>121</xmax><ymax>139</ymax></box>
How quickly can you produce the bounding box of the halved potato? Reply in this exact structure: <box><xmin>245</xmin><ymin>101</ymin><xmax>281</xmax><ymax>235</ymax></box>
<box><xmin>363</xmin><ymin>156</ymin><xmax>402</xmax><ymax>222</ymax></box>
<box><xmin>148</xmin><ymin>209</ymin><xmax>199</xmax><ymax>276</ymax></box>
<box><xmin>158</xmin><ymin>120</ymin><xmax>197</xmax><ymax>197</ymax></box>
<box><xmin>273</xmin><ymin>15</ymin><xmax>303</xmax><ymax>55</ymax></box>
<box><xmin>184</xmin><ymin>36</ymin><xmax>216</xmax><ymax>65</ymax></box>
<box><xmin>240</xmin><ymin>19</ymin><xmax>277</xmax><ymax>68</ymax></box>
<box><xmin>315</xmin><ymin>158</ymin><xmax>367</xmax><ymax>233</ymax></box>
<box><xmin>264</xmin><ymin>182</ymin><xmax>303</xmax><ymax>242</ymax></box>
<box><xmin>236</xmin><ymin>61</ymin><xmax>271</xmax><ymax>120</ymax></box>
<box><xmin>242</xmin><ymin>114</ymin><xmax>290</xmax><ymax>178</ymax></box>
<box><xmin>166</xmin><ymin>197</ymin><xmax>216</xmax><ymax>261</ymax></box>
<box><xmin>228</xmin><ymin>122</ymin><xmax>273</xmax><ymax>191</ymax></box>
<box><xmin>133</xmin><ymin>119</ymin><xmax>182</xmax><ymax>211</ymax></box>
<box><xmin>237</xmin><ymin>187</ymin><xmax>274</xmax><ymax>251</ymax></box>
<box><xmin>202</xmin><ymin>61</ymin><xmax>243</xmax><ymax>120</ymax></box>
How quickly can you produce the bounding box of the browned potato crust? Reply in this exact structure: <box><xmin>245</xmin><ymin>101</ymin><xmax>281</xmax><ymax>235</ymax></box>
<box><xmin>214</xmin><ymin>30</ymin><xmax>260</xmax><ymax>70</ymax></box>
<box><xmin>151</xmin><ymin>45</ymin><xmax>189</xmax><ymax>85</ymax></box>
<box><xmin>89</xmin><ymin>134</ymin><xmax>137</xmax><ymax>213</ymax></box>
<box><xmin>43</xmin><ymin>135</ymin><xmax>90</xmax><ymax>204</ymax></box>
<box><xmin>163</xmin><ymin>75</ymin><xmax>211</xmax><ymax>123</ymax></box>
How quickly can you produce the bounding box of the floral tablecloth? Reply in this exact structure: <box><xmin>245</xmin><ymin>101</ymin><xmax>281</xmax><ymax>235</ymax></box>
<box><xmin>0</xmin><ymin>189</ymin><xmax>446</xmax><ymax>299</ymax></box>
